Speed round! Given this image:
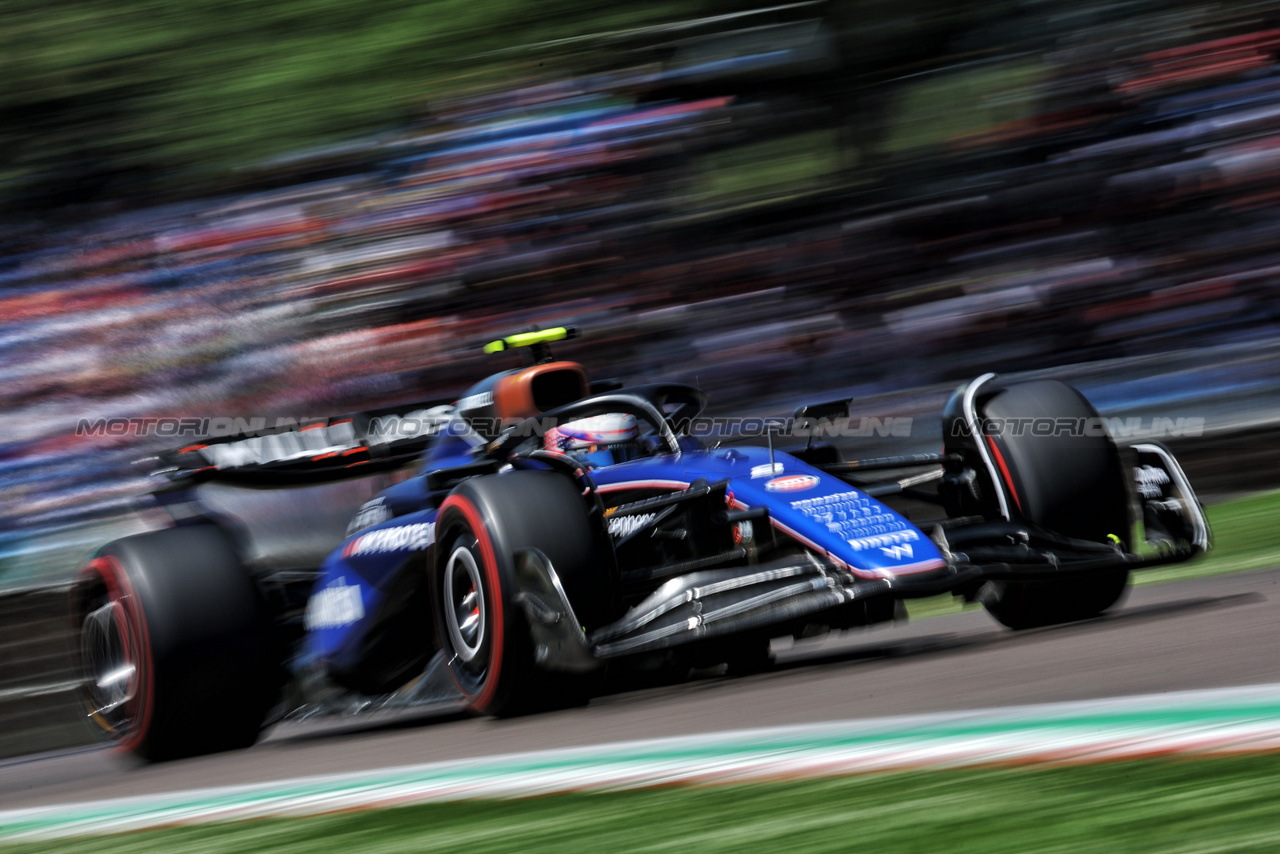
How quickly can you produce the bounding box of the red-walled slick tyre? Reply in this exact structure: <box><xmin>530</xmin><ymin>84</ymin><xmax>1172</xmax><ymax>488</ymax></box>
<box><xmin>74</xmin><ymin>525</ymin><xmax>279</xmax><ymax>761</ymax></box>
<box><xmin>431</xmin><ymin>470</ymin><xmax>613</xmax><ymax>716</ymax></box>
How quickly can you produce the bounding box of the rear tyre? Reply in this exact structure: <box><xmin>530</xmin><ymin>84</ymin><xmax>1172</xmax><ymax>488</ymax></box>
<box><xmin>431</xmin><ymin>470</ymin><xmax>613</xmax><ymax>716</ymax></box>
<box><xmin>967</xmin><ymin>380</ymin><xmax>1132</xmax><ymax>630</ymax></box>
<box><xmin>74</xmin><ymin>525</ymin><xmax>279</xmax><ymax>761</ymax></box>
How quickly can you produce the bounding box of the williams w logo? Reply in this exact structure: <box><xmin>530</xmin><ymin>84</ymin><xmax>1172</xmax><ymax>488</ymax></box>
<box><xmin>880</xmin><ymin>544</ymin><xmax>914</xmax><ymax>560</ymax></box>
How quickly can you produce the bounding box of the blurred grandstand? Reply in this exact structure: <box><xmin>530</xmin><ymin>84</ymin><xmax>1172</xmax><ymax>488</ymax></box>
<box><xmin>4</xmin><ymin>1</ymin><xmax>1280</xmax><ymax>585</ymax></box>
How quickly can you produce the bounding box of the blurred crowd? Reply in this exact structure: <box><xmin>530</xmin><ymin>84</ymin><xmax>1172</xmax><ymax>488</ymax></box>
<box><xmin>5</xmin><ymin>2</ymin><xmax>1280</xmax><ymax>555</ymax></box>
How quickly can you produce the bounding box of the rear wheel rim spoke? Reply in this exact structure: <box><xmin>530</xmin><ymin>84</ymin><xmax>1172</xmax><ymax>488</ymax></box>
<box><xmin>81</xmin><ymin>600</ymin><xmax>136</xmax><ymax>733</ymax></box>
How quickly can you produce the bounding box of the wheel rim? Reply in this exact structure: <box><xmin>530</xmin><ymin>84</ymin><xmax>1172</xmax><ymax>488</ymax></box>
<box><xmin>80</xmin><ymin>600</ymin><xmax>137</xmax><ymax>736</ymax></box>
<box><xmin>444</xmin><ymin>542</ymin><xmax>486</xmax><ymax>664</ymax></box>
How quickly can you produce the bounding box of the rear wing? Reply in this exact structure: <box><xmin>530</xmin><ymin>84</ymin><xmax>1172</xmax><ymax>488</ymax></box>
<box><xmin>149</xmin><ymin>401</ymin><xmax>455</xmax><ymax>487</ymax></box>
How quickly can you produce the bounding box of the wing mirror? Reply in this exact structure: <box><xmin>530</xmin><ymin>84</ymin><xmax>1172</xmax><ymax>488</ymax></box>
<box><xmin>792</xmin><ymin>399</ymin><xmax>850</xmax><ymax>453</ymax></box>
<box><xmin>792</xmin><ymin>399</ymin><xmax>850</xmax><ymax>426</ymax></box>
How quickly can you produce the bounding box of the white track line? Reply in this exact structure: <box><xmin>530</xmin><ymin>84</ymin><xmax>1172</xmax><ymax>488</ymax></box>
<box><xmin>4</xmin><ymin>682</ymin><xmax>1280</xmax><ymax>840</ymax></box>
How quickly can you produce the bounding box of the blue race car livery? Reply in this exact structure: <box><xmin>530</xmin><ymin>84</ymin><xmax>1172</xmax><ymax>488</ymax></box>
<box><xmin>73</xmin><ymin>327</ymin><xmax>1211</xmax><ymax>760</ymax></box>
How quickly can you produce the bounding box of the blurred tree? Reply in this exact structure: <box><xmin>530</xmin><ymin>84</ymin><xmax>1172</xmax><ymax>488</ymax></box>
<box><xmin>822</xmin><ymin>0</ymin><xmax>1021</xmax><ymax>171</ymax></box>
<box><xmin>0</xmin><ymin>0</ymin><xmax>695</xmax><ymax>209</ymax></box>
<box><xmin>0</xmin><ymin>0</ymin><xmax>1076</xmax><ymax>211</ymax></box>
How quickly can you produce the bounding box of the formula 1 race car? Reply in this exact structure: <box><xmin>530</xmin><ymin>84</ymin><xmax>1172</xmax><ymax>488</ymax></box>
<box><xmin>73</xmin><ymin>328</ymin><xmax>1211</xmax><ymax>760</ymax></box>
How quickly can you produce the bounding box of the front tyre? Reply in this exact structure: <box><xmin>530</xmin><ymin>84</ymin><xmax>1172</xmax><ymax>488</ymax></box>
<box><xmin>949</xmin><ymin>379</ymin><xmax>1132</xmax><ymax>630</ymax></box>
<box><xmin>980</xmin><ymin>570</ymin><xmax>1130</xmax><ymax>631</ymax></box>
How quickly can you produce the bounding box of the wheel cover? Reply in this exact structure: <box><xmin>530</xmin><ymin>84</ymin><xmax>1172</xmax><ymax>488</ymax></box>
<box><xmin>80</xmin><ymin>600</ymin><xmax>137</xmax><ymax>736</ymax></box>
<box><xmin>444</xmin><ymin>543</ymin><xmax>487</xmax><ymax>664</ymax></box>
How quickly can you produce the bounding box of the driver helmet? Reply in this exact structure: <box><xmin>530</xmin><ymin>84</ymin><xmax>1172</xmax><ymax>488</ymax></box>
<box><xmin>544</xmin><ymin>413</ymin><xmax>640</xmax><ymax>469</ymax></box>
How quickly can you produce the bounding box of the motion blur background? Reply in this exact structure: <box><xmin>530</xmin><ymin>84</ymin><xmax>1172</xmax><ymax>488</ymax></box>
<box><xmin>4</xmin><ymin>0</ymin><xmax>1280</xmax><ymax>699</ymax></box>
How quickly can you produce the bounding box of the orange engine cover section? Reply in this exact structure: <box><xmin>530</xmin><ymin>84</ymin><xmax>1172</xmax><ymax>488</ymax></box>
<box><xmin>492</xmin><ymin>361</ymin><xmax>589</xmax><ymax>420</ymax></box>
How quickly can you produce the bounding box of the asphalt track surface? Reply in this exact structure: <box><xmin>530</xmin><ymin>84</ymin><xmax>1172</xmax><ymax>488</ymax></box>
<box><xmin>3</xmin><ymin>566</ymin><xmax>1278</xmax><ymax>812</ymax></box>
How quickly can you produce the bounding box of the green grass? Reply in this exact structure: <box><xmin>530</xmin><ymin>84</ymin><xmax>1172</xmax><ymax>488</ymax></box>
<box><xmin>882</xmin><ymin>60</ymin><xmax>1046</xmax><ymax>153</ymax></box>
<box><xmin>8</xmin><ymin>753</ymin><xmax>1280</xmax><ymax>853</ymax></box>
<box><xmin>908</xmin><ymin>488</ymin><xmax>1280</xmax><ymax>621</ymax></box>
<box><xmin>907</xmin><ymin>592</ymin><xmax>981</xmax><ymax>620</ymax></box>
<box><xmin>1136</xmin><ymin>488</ymin><xmax>1280</xmax><ymax>586</ymax></box>
<box><xmin>694</xmin><ymin>129</ymin><xmax>846</xmax><ymax>204</ymax></box>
